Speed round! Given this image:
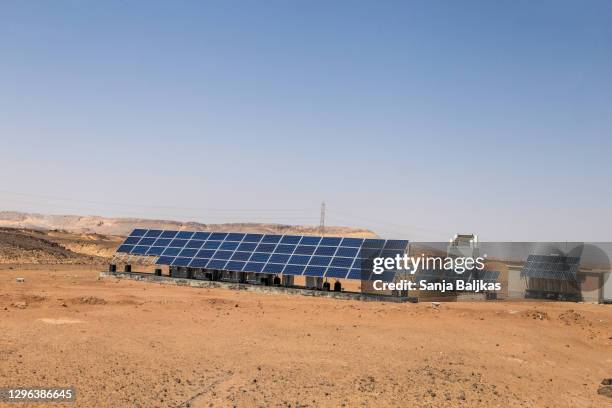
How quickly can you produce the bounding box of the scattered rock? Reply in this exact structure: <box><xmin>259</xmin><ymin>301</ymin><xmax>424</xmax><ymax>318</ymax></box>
<box><xmin>522</xmin><ymin>310</ymin><xmax>548</xmax><ymax>320</ymax></box>
<box><xmin>559</xmin><ymin>310</ymin><xmax>586</xmax><ymax>325</ymax></box>
<box><xmin>11</xmin><ymin>302</ymin><xmax>27</xmax><ymax>309</ymax></box>
<box><xmin>70</xmin><ymin>296</ymin><xmax>107</xmax><ymax>305</ymax></box>
<box><xmin>597</xmin><ymin>385</ymin><xmax>612</xmax><ymax>398</ymax></box>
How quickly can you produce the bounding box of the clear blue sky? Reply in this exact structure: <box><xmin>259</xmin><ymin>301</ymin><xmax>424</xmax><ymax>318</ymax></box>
<box><xmin>1</xmin><ymin>1</ymin><xmax>611</xmax><ymax>241</ymax></box>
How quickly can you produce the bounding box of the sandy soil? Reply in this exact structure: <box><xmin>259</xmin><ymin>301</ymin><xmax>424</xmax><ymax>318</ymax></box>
<box><xmin>0</xmin><ymin>265</ymin><xmax>610</xmax><ymax>408</ymax></box>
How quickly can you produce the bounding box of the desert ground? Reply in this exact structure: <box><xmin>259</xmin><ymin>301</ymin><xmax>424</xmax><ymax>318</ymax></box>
<box><xmin>1</xmin><ymin>264</ymin><xmax>610</xmax><ymax>408</ymax></box>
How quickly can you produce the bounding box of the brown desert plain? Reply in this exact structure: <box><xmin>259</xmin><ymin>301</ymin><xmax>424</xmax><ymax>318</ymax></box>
<box><xmin>0</xmin><ymin>218</ymin><xmax>611</xmax><ymax>408</ymax></box>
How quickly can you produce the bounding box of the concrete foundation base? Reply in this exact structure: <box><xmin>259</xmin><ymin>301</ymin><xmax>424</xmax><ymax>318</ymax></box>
<box><xmin>100</xmin><ymin>271</ymin><xmax>416</xmax><ymax>303</ymax></box>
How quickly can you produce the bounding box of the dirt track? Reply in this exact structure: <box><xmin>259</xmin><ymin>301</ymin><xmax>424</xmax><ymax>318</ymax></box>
<box><xmin>0</xmin><ymin>265</ymin><xmax>610</xmax><ymax>407</ymax></box>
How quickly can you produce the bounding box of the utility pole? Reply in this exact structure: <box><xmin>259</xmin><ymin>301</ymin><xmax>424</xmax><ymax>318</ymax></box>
<box><xmin>319</xmin><ymin>201</ymin><xmax>326</xmax><ymax>235</ymax></box>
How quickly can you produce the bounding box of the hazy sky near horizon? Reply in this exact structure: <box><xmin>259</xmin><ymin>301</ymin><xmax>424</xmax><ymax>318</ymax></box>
<box><xmin>1</xmin><ymin>1</ymin><xmax>611</xmax><ymax>240</ymax></box>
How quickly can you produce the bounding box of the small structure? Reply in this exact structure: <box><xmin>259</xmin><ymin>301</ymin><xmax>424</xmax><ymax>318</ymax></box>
<box><xmin>447</xmin><ymin>233</ymin><xmax>479</xmax><ymax>258</ymax></box>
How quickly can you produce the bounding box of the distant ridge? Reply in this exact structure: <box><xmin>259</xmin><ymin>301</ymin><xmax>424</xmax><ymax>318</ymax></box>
<box><xmin>0</xmin><ymin>211</ymin><xmax>377</xmax><ymax>238</ymax></box>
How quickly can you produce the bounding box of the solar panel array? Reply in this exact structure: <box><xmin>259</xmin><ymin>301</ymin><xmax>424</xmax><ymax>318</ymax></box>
<box><xmin>520</xmin><ymin>254</ymin><xmax>580</xmax><ymax>281</ymax></box>
<box><xmin>116</xmin><ymin>229</ymin><xmax>409</xmax><ymax>281</ymax></box>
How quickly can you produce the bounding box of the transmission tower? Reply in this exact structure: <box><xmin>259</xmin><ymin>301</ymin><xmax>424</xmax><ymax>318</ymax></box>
<box><xmin>319</xmin><ymin>201</ymin><xmax>326</xmax><ymax>235</ymax></box>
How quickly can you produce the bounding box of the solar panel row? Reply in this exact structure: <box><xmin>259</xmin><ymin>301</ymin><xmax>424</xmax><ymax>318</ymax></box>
<box><xmin>525</xmin><ymin>255</ymin><xmax>580</xmax><ymax>264</ymax></box>
<box><xmin>115</xmin><ymin>229</ymin><xmax>409</xmax><ymax>281</ymax></box>
<box><xmin>520</xmin><ymin>255</ymin><xmax>580</xmax><ymax>281</ymax></box>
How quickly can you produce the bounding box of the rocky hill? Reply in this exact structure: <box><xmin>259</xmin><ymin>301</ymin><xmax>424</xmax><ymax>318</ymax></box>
<box><xmin>0</xmin><ymin>228</ymin><xmax>119</xmax><ymax>264</ymax></box>
<box><xmin>0</xmin><ymin>211</ymin><xmax>376</xmax><ymax>264</ymax></box>
<box><xmin>0</xmin><ymin>211</ymin><xmax>375</xmax><ymax>238</ymax></box>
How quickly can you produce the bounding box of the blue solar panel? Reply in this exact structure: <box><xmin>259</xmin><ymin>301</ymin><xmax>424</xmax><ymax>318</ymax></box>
<box><xmin>160</xmin><ymin>230</ymin><xmax>178</xmax><ymax>239</ymax></box>
<box><xmin>304</xmin><ymin>266</ymin><xmax>326</xmax><ymax>277</ymax></box>
<box><xmin>176</xmin><ymin>231</ymin><xmax>195</xmax><ymax>239</ymax></box>
<box><xmin>363</xmin><ymin>239</ymin><xmax>385</xmax><ymax>249</ymax></box>
<box><xmin>156</xmin><ymin>256</ymin><xmax>175</xmax><ymax>265</ymax></box>
<box><xmin>179</xmin><ymin>248</ymin><xmax>198</xmax><ymax>257</ymax></box>
<box><xmin>280</xmin><ymin>235</ymin><xmax>300</xmax><ymax>244</ymax></box>
<box><xmin>203</xmin><ymin>241</ymin><xmax>222</xmax><ymax>249</ymax></box>
<box><xmin>117</xmin><ymin>244</ymin><xmax>134</xmax><ymax>253</ymax></box>
<box><xmin>300</xmin><ymin>236</ymin><xmax>321</xmax><ymax>246</ymax></box>
<box><xmin>154</xmin><ymin>238</ymin><xmax>172</xmax><ymax>247</ymax></box>
<box><xmin>237</xmin><ymin>242</ymin><xmax>257</xmax><ymax>251</ymax></box>
<box><xmin>330</xmin><ymin>257</ymin><xmax>353</xmax><ymax>268</ymax></box>
<box><xmin>269</xmin><ymin>253</ymin><xmax>290</xmax><ymax>263</ymax></box>
<box><xmin>243</xmin><ymin>234</ymin><xmax>263</xmax><ymax>243</ymax></box>
<box><xmin>173</xmin><ymin>257</ymin><xmax>192</xmax><ymax>267</ymax></box>
<box><xmin>131</xmin><ymin>245</ymin><xmax>149</xmax><ymax>255</ymax></box>
<box><xmin>186</xmin><ymin>240</ymin><xmax>205</xmax><ymax>249</ymax></box>
<box><xmin>250</xmin><ymin>253</ymin><xmax>271</xmax><ymax>263</ymax></box>
<box><xmin>192</xmin><ymin>231</ymin><xmax>210</xmax><ymax>240</ymax></box>
<box><xmin>384</xmin><ymin>240</ymin><xmax>409</xmax><ymax>249</ymax></box>
<box><xmin>521</xmin><ymin>255</ymin><xmax>579</xmax><ymax>281</ymax></box>
<box><xmin>335</xmin><ymin>247</ymin><xmax>358</xmax><ymax>257</ymax></box>
<box><xmin>314</xmin><ymin>246</ymin><xmax>337</xmax><ymax>256</ymax></box>
<box><xmin>341</xmin><ymin>238</ymin><xmax>363</xmax><ymax>247</ymax></box>
<box><xmin>213</xmin><ymin>250</ymin><xmax>234</xmax><ymax>260</ymax></box>
<box><xmin>131</xmin><ymin>229</ymin><xmax>147</xmax><ymax>237</ymax></box>
<box><xmin>147</xmin><ymin>246</ymin><xmax>165</xmax><ymax>256</ymax></box>
<box><xmin>116</xmin><ymin>229</ymin><xmax>408</xmax><ymax>281</ymax></box>
<box><xmin>124</xmin><ymin>236</ymin><xmax>141</xmax><ymax>245</ymax></box>
<box><xmin>244</xmin><ymin>262</ymin><xmax>265</xmax><ymax>272</ymax></box>
<box><xmin>275</xmin><ymin>244</ymin><xmax>296</xmax><ymax>254</ymax></box>
<box><xmin>169</xmin><ymin>239</ymin><xmax>188</xmax><ymax>248</ymax></box>
<box><xmin>220</xmin><ymin>241</ymin><xmax>239</xmax><ymax>250</ymax></box>
<box><xmin>225</xmin><ymin>260</ymin><xmax>246</xmax><ymax>270</ymax></box>
<box><xmin>196</xmin><ymin>249</ymin><xmax>215</xmax><ymax>258</ymax></box>
<box><xmin>138</xmin><ymin>237</ymin><xmax>156</xmax><ymax>246</ymax></box>
<box><xmin>289</xmin><ymin>255</ymin><xmax>311</xmax><ymax>265</ymax></box>
<box><xmin>209</xmin><ymin>232</ymin><xmax>228</xmax><ymax>240</ymax></box>
<box><xmin>326</xmin><ymin>267</ymin><xmax>349</xmax><ymax>278</ymax></box>
<box><xmin>261</xmin><ymin>234</ymin><xmax>282</xmax><ymax>243</ymax></box>
<box><xmin>226</xmin><ymin>233</ymin><xmax>245</xmax><ymax>241</ymax></box>
<box><xmin>294</xmin><ymin>245</ymin><xmax>316</xmax><ymax>255</ymax></box>
<box><xmin>190</xmin><ymin>258</ymin><xmax>210</xmax><ymax>268</ymax></box>
<box><xmin>283</xmin><ymin>264</ymin><xmax>305</xmax><ymax>275</ymax></box>
<box><xmin>208</xmin><ymin>259</ymin><xmax>228</xmax><ymax>270</ymax></box>
<box><xmin>255</xmin><ymin>243</ymin><xmax>276</xmax><ymax>253</ymax></box>
<box><xmin>263</xmin><ymin>263</ymin><xmax>284</xmax><ymax>273</ymax></box>
<box><xmin>145</xmin><ymin>230</ymin><xmax>162</xmax><ymax>238</ymax></box>
<box><xmin>231</xmin><ymin>251</ymin><xmax>251</xmax><ymax>261</ymax></box>
<box><xmin>309</xmin><ymin>256</ymin><xmax>332</xmax><ymax>266</ymax></box>
<box><xmin>162</xmin><ymin>247</ymin><xmax>181</xmax><ymax>256</ymax></box>
<box><xmin>320</xmin><ymin>237</ymin><xmax>341</xmax><ymax>246</ymax></box>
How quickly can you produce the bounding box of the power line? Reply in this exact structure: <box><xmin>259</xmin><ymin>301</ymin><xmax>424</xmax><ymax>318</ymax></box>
<box><xmin>1</xmin><ymin>190</ymin><xmax>448</xmax><ymax>239</ymax></box>
<box><xmin>319</xmin><ymin>201</ymin><xmax>326</xmax><ymax>235</ymax></box>
<box><xmin>326</xmin><ymin>209</ymin><xmax>448</xmax><ymax>237</ymax></box>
